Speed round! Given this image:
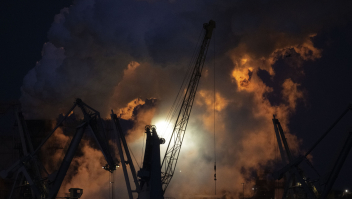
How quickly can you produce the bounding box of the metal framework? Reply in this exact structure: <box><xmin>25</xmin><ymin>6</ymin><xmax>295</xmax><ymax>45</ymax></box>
<box><xmin>110</xmin><ymin>110</ymin><xmax>140</xmax><ymax>199</ymax></box>
<box><xmin>161</xmin><ymin>20</ymin><xmax>216</xmax><ymax>192</ymax></box>
<box><xmin>272</xmin><ymin>104</ymin><xmax>352</xmax><ymax>199</ymax></box>
<box><xmin>0</xmin><ymin>99</ymin><xmax>118</xmax><ymax>199</ymax></box>
<box><xmin>272</xmin><ymin>116</ymin><xmax>318</xmax><ymax>199</ymax></box>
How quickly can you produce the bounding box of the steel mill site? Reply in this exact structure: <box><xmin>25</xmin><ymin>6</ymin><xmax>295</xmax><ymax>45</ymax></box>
<box><xmin>1</xmin><ymin>1</ymin><xmax>352</xmax><ymax>199</ymax></box>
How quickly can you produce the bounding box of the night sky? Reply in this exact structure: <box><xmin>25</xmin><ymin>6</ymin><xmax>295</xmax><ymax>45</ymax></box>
<box><xmin>1</xmin><ymin>0</ymin><xmax>352</xmax><ymax>198</ymax></box>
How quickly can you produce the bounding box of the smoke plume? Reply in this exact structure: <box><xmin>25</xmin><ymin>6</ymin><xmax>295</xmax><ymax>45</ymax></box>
<box><xmin>20</xmin><ymin>0</ymin><xmax>351</xmax><ymax>198</ymax></box>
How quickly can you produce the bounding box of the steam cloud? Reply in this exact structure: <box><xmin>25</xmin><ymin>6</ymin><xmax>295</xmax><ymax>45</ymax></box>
<box><xmin>19</xmin><ymin>0</ymin><xmax>351</xmax><ymax>198</ymax></box>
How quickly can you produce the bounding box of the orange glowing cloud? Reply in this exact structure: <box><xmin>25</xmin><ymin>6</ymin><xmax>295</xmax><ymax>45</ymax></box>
<box><xmin>118</xmin><ymin>98</ymin><xmax>145</xmax><ymax>120</ymax></box>
<box><xmin>196</xmin><ymin>90</ymin><xmax>228</xmax><ymax>137</ymax></box>
<box><xmin>41</xmin><ymin>123</ymin><xmax>70</xmax><ymax>174</ymax></box>
<box><xmin>58</xmin><ymin>143</ymin><xmax>111</xmax><ymax>198</ymax></box>
<box><xmin>17</xmin><ymin>0</ymin><xmax>349</xmax><ymax>198</ymax></box>
<box><xmin>197</xmin><ymin>90</ymin><xmax>229</xmax><ymax>112</ymax></box>
<box><xmin>125</xmin><ymin>103</ymin><xmax>157</xmax><ymax>143</ymax></box>
<box><xmin>293</xmin><ymin>35</ymin><xmax>322</xmax><ymax>61</ymax></box>
<box><xmin>282</xmin><ymin>78</ymin><xmax>304</xmax><ymax>110</ymax></box>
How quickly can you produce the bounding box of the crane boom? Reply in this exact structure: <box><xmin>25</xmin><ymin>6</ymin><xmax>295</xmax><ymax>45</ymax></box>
<box><xmin>161</xmin><ymin>20</ymin><xmax>215</xmax><ymax>192</ymax></box>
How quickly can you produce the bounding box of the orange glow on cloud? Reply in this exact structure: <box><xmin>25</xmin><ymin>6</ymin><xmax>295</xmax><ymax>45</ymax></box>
<box><xmin>17</xmin><ymin>0</ymin><xmax>350</xmax><ymax>197</ymax></box>
<box><xmin>41</xmin><ymin>35</ymin><xmax>315</xmax><ymax>199</ymax></box>
<box><xmin>282</xmin><ymin>78</ymin><xmax>304</xmax><ymax>110</ymax></box>
<box><xmin>197</xmin><ymin>90</ymin><xmax>229</xmax><ymax>112</ymax></box>
<box><xmin>118</xmin><ymin>98</ymin><xmax>145</xmax><ymax>120</ymax></box>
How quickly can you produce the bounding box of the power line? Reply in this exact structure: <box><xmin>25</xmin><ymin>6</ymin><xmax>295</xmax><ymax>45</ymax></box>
<box><xmin>160</xmin><ymin>28</ymin><xmax>203</xmax><ymax>138</ymax></box>
<box><xmin>128</xmin><ymin>144</ymin><xmax>140</xmax><ymax>169</ymax></box>
<box><xmin>213</xmin><ymin>28</ymin><xmax>217</xmax><ymax>196</ymax></box>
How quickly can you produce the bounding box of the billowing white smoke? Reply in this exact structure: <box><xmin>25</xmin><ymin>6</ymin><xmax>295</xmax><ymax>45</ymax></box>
<box><xmin>20</xmin><ymin>0</ymin><xmax>351</xmax><ymax>198</ymax></box>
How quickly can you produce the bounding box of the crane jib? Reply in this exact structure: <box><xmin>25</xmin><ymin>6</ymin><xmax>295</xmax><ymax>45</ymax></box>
<box><xmin>160</xmin><ymin>20</ymin><xmax>216</xmax><ymax>193</ymax></box>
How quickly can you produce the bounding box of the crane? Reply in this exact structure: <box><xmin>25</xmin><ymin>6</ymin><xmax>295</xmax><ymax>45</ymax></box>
<box><xmin>111</xmin><ymin>20</ymin><xmax>216</xmax><ymax>199</ymax></box>
<box><xmin>0</xmin><ymin>105</ymin><xmax>46</xmax><ymax>199</ymax></box>
<box><xmin>272</xmin><ymin>105</ymin><xmax>352</xmax><ymax>199</ymax></box>
<box><xmin>161</xmin><ymin>19</ymin><xmax>216</xmax><ymax>193</ymax></box>
<box><xmin>272</xmin><ymin>116</ymin><xmax>318</xmax><ymax>199</ymax></box>
<box><xmin>110</xmin><ymin>111</ymin><xmax>141</xmax><ymax>199</ymax></box>
<box><xmin>0</xmin><ymin>98</ymin><xmax>119</xmax><ymax>199</ymax></box>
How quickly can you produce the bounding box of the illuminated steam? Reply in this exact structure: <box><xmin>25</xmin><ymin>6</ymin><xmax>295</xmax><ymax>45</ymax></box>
<box><xmin>19</xmin><ymin>0</ymin><xmax>351</xmax><ymax>198</ymax></box>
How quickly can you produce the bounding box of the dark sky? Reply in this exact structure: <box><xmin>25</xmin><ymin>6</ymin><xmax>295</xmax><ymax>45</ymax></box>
<box><xmin>0</xmin><ymin>0</ymin><xmax>73</xmax><ymax>100</ymax></box>
<box><xmin>255</xmin><ymin>18</ymin><xmax>352</xmax><ymax>189</ymax></box>
<box><xmin>1</xmin><ymin>0</ymin><xmax>352</xmax><ymax>196</ymax></box>
<box><xmin>277</xmin><ymin>23</ymin><xmax>352</xmax><ymax>189</ymax></box>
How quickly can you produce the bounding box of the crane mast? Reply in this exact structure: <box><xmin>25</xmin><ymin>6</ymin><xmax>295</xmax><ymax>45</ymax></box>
<box><xmin>161</xmin><ymin>20</ymin><xmax>216</xmax><ymax>192</ymax></box>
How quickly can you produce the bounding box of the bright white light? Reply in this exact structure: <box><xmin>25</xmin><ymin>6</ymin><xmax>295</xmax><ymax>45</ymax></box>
<box><xmin>155</xmin><ymin>121</ymin><xmax>169</xmax><ymax>134</ymax></box>
<box><xmin>102</xmin><ymin>167</ymin><xmax>104</xmax><ymax>169</ymax></box>
<box><xmin>346</xmin><ymin>190</ymin><xmax>348</xmax><ymax>193</ymax></box>
<box><xmin>155</xmin><ymin>119</ymin><xmax>199</xmax><ymax>161</ymax></box>
<box><xmin>180</xmin><ymin>170</ymin><xmax>181</xmax><ymax>172</ymax></box>
<box><xmin>252</xmin><ymin>188</ymin><xmax>254</xmax><ymax>190</ymax></box>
